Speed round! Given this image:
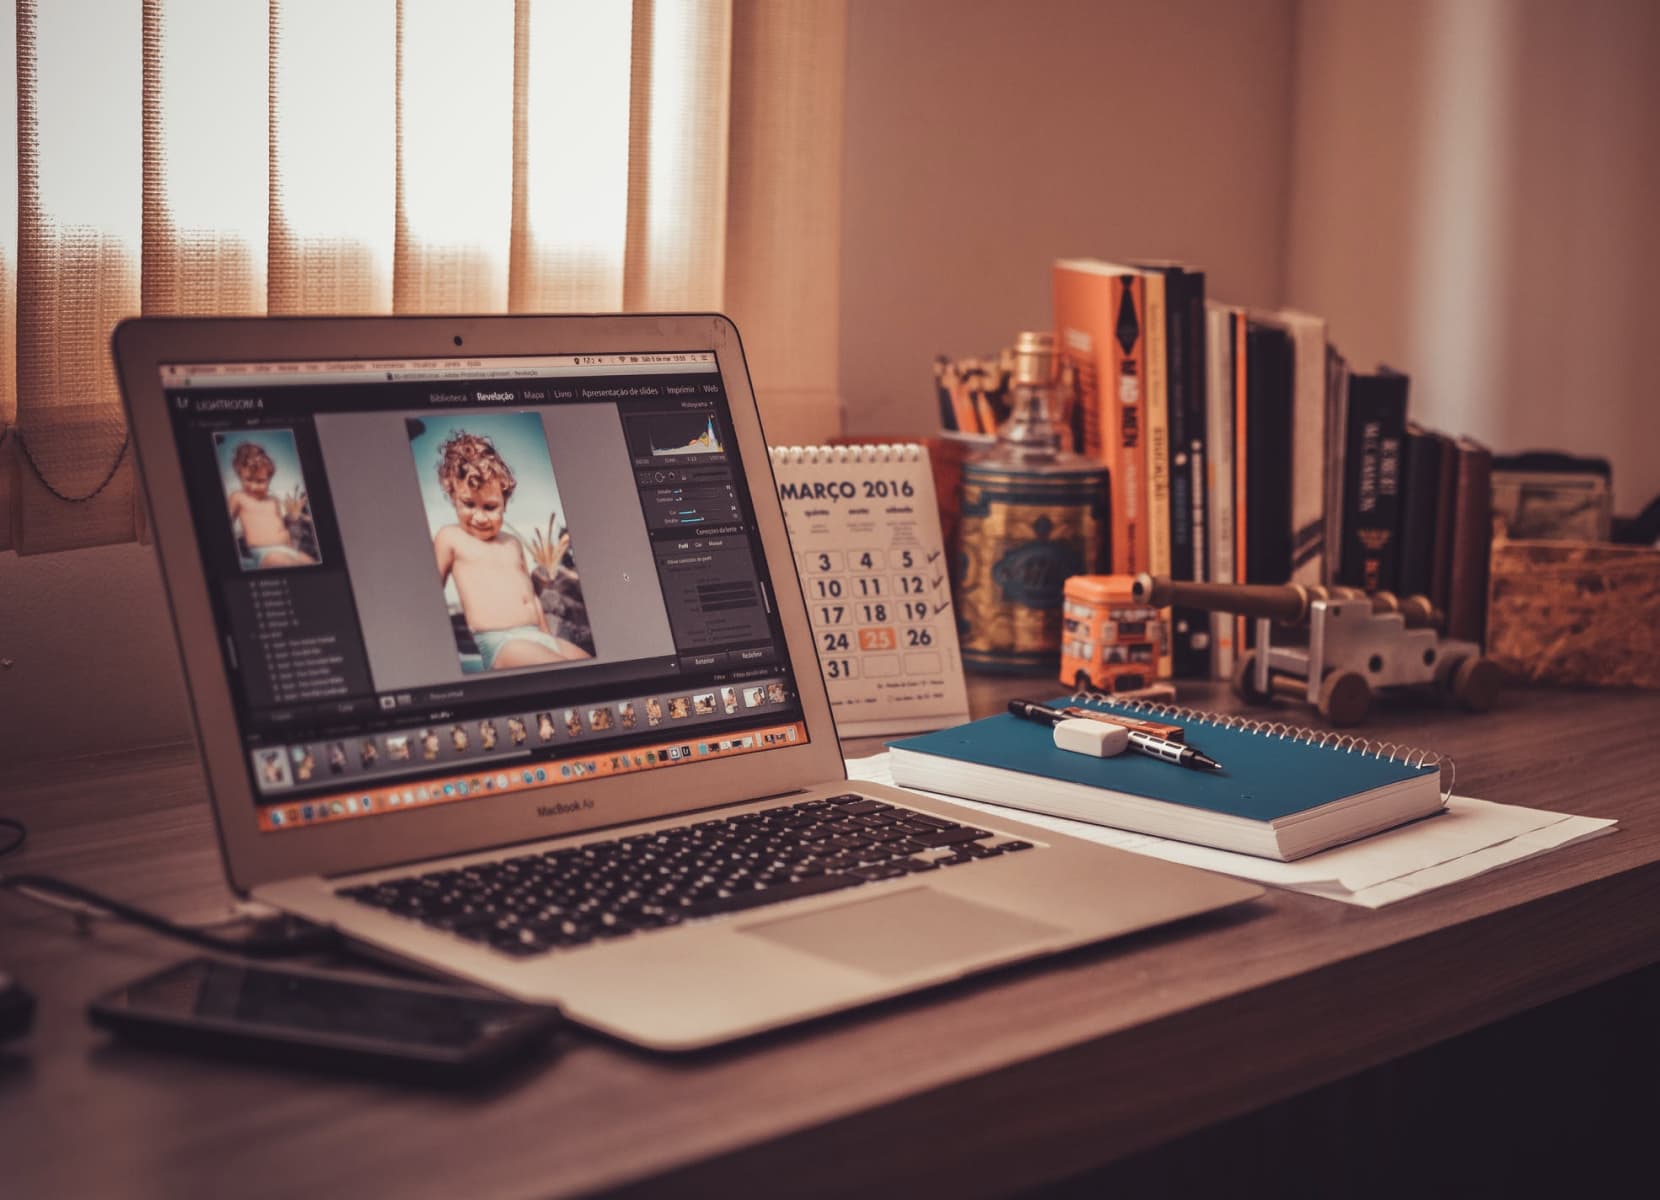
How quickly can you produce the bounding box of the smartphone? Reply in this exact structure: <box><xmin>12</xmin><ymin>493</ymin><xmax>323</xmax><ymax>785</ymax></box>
<box><xmin>88</xmin><ymin>957</ymin><xmax>563</xmax><ymax>1084</ymax></box>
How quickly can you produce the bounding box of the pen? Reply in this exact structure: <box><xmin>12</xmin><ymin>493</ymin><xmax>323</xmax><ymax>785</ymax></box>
<box><xmin>1008</xmin><ymin>699</ymin><xmax>1224</xmax><ymax>772</ymax></box>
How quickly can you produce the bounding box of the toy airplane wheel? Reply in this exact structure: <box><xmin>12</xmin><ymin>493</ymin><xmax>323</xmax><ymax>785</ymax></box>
<box><xmin>1318</xmin><ymin>669</ymin><xmax>1371</xmax><ymax>726</ymax></box>
<box><xmin>1231</xmin><ymin>652</ymin><xmax>1271</xmax><ymax>704</ymax></box>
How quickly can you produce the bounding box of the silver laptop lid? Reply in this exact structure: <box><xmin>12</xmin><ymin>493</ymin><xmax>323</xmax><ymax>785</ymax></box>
<box><xmin>113</xmin><ymin>314</ymin><xmax>843</xmax><ymax>891</ymax></box>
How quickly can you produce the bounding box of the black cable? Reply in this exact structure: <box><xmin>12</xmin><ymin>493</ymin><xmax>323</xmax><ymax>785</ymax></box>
<box><xmin>0</xmin><ymin>816</ymin><xmax>25</xmax><ymax>860</ymax></box>
<box><xmin>0</xmin><ymin>813</ymin><xmax>336</xmax><ymax>957</ymax></box>
<box><xmin>2</xmin><ymin>873</ymin><xmax>339</xmax><ymax>957</ymax></box>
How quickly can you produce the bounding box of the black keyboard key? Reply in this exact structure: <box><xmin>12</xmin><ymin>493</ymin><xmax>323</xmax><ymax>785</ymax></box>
<box><xmin>683</xmin><ymin>872</ymin><xmax>863</xmax><ymax>917</ymax></box>
<box><xmin>835</xmin><ymin>799</ymin><xmax>893</xmax><ymax>816</ymax></box>
<box><xmin>902</xmin><ymin>812</ymin><xmax>960</xmax><ymax>829</ymax></box>
<box><xmin>999</xmin><ymin>840</ymin><xmax>1034</xmax><ymax>852</ymax></box>
<box><xmin>910</xmin><ymin>826</ymin><xmax>993</xmax><ymax>849</ymax></box>
<box><xmin>850</xmin><ymin>863</ymin><xmax>907</xmax><ymax>882</ymax></box>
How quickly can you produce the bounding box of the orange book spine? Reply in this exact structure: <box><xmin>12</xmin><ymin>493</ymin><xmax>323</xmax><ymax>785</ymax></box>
<box><xmin>1108</xmin><ymin>273</ymin><xmax>1147</xmax><ymax>575</ymax></box>
<box><xmin>1053</xmin><ymin>265</ymin><xmax>1114</xmax><ymax>464</ymax></box>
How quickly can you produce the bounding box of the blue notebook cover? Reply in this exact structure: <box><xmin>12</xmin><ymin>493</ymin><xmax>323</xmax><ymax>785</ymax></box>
<box><xmin>887</xmin><ymin>698</ymin><xmax>1439</xmax><ymax>824</ymax></box>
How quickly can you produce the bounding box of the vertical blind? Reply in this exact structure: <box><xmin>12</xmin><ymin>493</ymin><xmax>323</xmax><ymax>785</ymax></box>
<box><xmin>0</xmin><ymin>0</ymin><xmax>845</xmax><ymax>556</ymax></box>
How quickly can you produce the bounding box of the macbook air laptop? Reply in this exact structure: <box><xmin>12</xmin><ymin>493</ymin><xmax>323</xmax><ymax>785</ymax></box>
<box><xmin>112</xmin><ymin>313</ymin><xmax>1261</xmax><ymax>1050</ymax></box>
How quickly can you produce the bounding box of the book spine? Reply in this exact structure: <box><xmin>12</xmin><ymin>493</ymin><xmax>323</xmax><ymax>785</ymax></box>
<box><xmin>1395</xmin><ymin>425</ymin><xmax>1443</xmax><ymax>601</ymax></box>
<box><xmin>1244</xmin><ymin>323</ymin><xmax>1294</xmax><ymax>588</ymax></box>
<box><xmin>1142</xmin><ymin>272</ymin><xmax>1172</xmax><ymax>677</ymax></box>
<box><xmin>1232</xmin><ymin>312</ymin><xmax>1248</xmax><ymax>653</ymax></box>
<box><xmin>1337</xmin><ymin>373</ymin><xmax>1408</xmax><ymax>593</ymax></box>
<box><xmin>1322</xmin><ymin>347</ymin><xmax>1350</xmax><ymax>585</ymax></box>
<box><xmin>1167</xmin><ymin>271</ymin><xmax>1210</xmax><ymax>678</ymax></box>
<box><xmin>1053</xmin><ymin>264</ymin><xmax>1117</xmax><ymax>559</ymax></box>
<box><xmin>1180</xmin><ymin>272</ymin><xmax>1211</xmax><ymax>675</ymax></box>
<box><xmin>1285</xmin><ymin>318</ymin><xmax>1328</xmax><ymax>587</ymax></box>
<box><xmin>1104</xmin><ymin>274</ymin><xmax>1146</xmax><ymax>574</ymax></box>
<box><xmin>1205</xmin><ymin>305</ymin><xmax>1236</xmax><ymax>680</ymax></box>
<box><xmin>1428</xmin><ymin>431</ymin><xmax>1460</xmax><ymax>615</ymax></box>
<box><xmin>1447</xmin><ymin>438</ymin><xmax>1493</xmax><ymax>645</ymax></box>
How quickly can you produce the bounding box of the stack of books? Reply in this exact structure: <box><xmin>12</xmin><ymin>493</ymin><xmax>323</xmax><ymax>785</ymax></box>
<box><xmin>1052</xmin><ymin>259</ymin><xmax>1497</xmax><ymax>677</ymax></box>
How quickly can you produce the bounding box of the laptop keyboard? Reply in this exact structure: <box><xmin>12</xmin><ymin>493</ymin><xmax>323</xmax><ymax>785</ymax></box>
<box><xmin>337</xmin><ymin>793</ymin><xmax>1035</xmax><ymax>957</ymax></box>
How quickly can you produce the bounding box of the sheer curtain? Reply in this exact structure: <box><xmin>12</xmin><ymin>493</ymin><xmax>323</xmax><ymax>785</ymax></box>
<box><xmin>0</xmin><ymin>0</ymin><xmax>845</xmax><ymax>555</ymax></box>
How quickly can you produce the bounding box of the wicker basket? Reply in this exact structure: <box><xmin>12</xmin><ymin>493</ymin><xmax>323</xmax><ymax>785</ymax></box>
<box><xmin>1486</xmin><ymin>536</ymin><xmax>1660</xmax><ymax>688</ymax></box>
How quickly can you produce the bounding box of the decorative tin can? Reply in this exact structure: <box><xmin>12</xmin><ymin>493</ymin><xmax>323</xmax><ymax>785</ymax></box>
<box><xmin>953</xmin><ymin>332</ymin><xmax>1109</xmax><ymax>672</ymax></box>
<box><xmin>956</xmin><ymin>465</ymin><xmax>1109</xmax><ymax>670</ymax></box>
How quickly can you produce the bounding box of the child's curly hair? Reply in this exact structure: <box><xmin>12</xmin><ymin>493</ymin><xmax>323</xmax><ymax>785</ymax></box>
<box><xmin>437</xmin><ymin>431</ymin><xmax>516</xmax><ymax>501</ymax></box>
<box><xmin>232</xmin><ymin>442</ymin><xmax>274</xmax><ymax>480</ymax></box>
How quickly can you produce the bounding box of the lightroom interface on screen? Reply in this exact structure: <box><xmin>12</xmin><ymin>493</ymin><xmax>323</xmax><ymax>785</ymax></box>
<box><xmin>161</xmin><ymin>351</ymin><xmax>807</xmax><ymax>832</ymax></box>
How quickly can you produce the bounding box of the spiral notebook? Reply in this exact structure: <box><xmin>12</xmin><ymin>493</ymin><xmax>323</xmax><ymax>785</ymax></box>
<box><xmin>887</xmin><ymin>693</ymin><xmax>1449</xmax><ymax>860</ymax></box>
<box><xmin>769</xmin><ymin>443</ymin><xmax>971</xmax><ymax>736</ymax></box>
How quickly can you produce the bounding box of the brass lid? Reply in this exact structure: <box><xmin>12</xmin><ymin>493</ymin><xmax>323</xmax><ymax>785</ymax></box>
<box><xmin>1010</xmin><ymin>331</ymin><xmax>1056</xmax><ymax>387</ymax></box>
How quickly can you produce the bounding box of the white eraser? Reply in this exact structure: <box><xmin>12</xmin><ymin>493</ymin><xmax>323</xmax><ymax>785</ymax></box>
<box><xmin>1053</xmin><ymin>717</ymin><xmax>1129</xmax><ymax>758</ymax></box>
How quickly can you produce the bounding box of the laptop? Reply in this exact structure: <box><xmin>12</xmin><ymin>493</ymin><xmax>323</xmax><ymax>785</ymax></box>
<box><xmin>112</xmin><ymin>313</ymin><xmax>1261</xmax><ymax>1051</ymax></box>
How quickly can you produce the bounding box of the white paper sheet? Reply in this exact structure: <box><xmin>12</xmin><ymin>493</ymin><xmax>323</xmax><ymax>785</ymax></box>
<box><xmin>845</xmin><ymin>752</ymin><xmax>1618</xmax><ymax>908</ymax></box>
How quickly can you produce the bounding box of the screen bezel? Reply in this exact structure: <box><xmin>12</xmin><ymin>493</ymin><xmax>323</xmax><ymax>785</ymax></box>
<box><xmin>113</xmin><ymin>313</ymin><xmax>844</xmax><ymax>892</ymax></box>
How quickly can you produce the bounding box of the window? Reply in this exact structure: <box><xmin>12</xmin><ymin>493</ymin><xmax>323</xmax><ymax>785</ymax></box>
<box><xmin>0</xmin><ymin>0</ymin><xmax>845</xmax><ymax>554</ymax></box>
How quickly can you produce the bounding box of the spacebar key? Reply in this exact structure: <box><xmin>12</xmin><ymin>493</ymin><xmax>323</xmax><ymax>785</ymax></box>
<box><xmin>684</xmin><ymin>873</ymin><xmax>865</xmax><ymax>917</ymax></box>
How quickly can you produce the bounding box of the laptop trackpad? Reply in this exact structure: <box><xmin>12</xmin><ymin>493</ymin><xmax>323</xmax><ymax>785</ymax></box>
<box><xmin>741</xmin><ymin>887</ymin><xmax>1066</xmax><ymax>978</ymax></box>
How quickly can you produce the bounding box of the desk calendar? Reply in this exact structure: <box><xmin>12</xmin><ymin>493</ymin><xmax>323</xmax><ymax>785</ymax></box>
<box><xmin>770</xmin><ymin>444</ymin><xmax>971</xmax><ymax>736</ymax></box>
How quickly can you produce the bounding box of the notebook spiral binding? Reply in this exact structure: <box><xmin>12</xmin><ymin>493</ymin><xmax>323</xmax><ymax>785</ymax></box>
<box><xmin>769</xmin><ymin>443</ymin><xmax>924</xmax><ymax>465</ymax></box>
<box><xmin>1069</xmin><ymin>685</ymin><xmax>1456</xmax><ymax>802</ymax></box>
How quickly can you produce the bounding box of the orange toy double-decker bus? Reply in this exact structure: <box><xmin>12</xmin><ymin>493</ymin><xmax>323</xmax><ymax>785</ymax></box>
<box><xmin>1059</xmin><ymin>574</ymin><xmax>1165</xmax><ymax>692</ymax></box>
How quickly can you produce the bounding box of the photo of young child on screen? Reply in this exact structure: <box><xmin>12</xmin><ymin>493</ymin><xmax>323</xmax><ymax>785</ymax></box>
<box><xmin>409</xmin><ymin>413</ymin><xmax>596</xmax><ymax>674</ymax></box>
<box><xmin>214</xmin><ymin>431</ymin><xmax>319</xmax><ymax>570</ymax></box>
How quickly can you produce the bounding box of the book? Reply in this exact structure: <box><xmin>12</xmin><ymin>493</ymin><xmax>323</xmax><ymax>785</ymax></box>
<box><xmin>1243</xmin><ymin>320</ymin><xmax>1293</xmax><ymax>589</ymax></box>
<box><xmin>887</xmin><ymin>697</ymin><xmax>1446</xmax><ymax>861</ymax></box>
<box><xmin>1396</xmin><ymin>422</ymin><xmax>1444</xmax><ymax>601</ymax></box>
<box><xmin>1137</xmin><ymin>264</ymin><xmax>1210</xmax><ymax>678</ymax></box>
<box><xmin>1053</xmin><ymin>259</ymin><xmax>1147</xmax><ymax>574</ymax></box>
<box><xmin>1250</xmin><ymin>309</ymin><xmax>1328</xmax><ymax>586</ymax></box>
<box><xmin>1204</xmin><ymin>302</ymin><xmax>1238</xmax><ymax>679</ymax></box>
<box><xmin>1141</xmin><ymin>271</ymin><xmax>1172</xmax><ymax>677</ymax></box>
<box><xmin>769</xmin><ymin>443</ymin><xmax>971</xmax><ymax>736</ymax></box>
<box><xmin>1446</xmin><ymin>436</ymin><xmax>1494</xmax><ymax>646</ymax></box>
<box><xmin>1427</xmin><ymin>427</ymin><xmax>1459</xmax><ymax>616</ymax></box>
<box><xmin>1337</xmin><ymin>368</ymin><xmax>1409</xmax><ymax>592</ymax></box>
<box><xmin>1322</xmin><ymin>344</ymin><xmax>1351</xmax><ymax>586</ymax></box>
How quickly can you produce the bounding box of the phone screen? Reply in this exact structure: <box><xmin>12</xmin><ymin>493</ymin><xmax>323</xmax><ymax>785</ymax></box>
<box><xmin>111</xmin><ymin>958</ymin><xmax>547</xmax><ymax>1051</ymax></box>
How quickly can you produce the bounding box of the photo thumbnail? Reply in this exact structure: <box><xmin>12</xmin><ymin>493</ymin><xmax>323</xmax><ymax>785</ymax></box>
<box><xmin>254</xmin><ymin>748</ymin><xmax>292</xmax><ymax>791</ymax></box>
<box><xmin>407</xmin><ymin>411</ymin><xmax>597</xmax><ymax>675</ymax></box>
<box><xmin>214</xmin><ymin>429</ymin><xmax>320</xmax><ymax>571</ymax></box>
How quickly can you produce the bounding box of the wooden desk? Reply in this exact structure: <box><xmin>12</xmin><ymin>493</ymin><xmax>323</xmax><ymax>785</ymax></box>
<box><xmin>3</xmin><ymin>679</ymin><xmax>1658</xmax><ymax>1197</ymax></box>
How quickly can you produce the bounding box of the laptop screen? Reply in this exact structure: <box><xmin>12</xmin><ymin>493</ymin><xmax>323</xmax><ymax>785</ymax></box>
<box><xmin>160</xmin><ymin>350</ymin><xmax>809</xmax><ymax>834</ymax></box>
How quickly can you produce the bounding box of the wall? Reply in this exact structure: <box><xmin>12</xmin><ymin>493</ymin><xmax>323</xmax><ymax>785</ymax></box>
<box><xmin>0</xmin><ymin>544</ymin><xmax>191</xmax><ymax>766</ymax></box>
<box><xmin>1285</xmin><ymin>0</ymin><xmax>1660</xmax><ymax>512</ymax></box>
<box><xmin>838</xmin><ymin>0</ymin><xmax>1300</xmax><ymax>437</ymax></box>
<box><xmin>7</xmin><ymin>0</ymin><xmax>1657</xmax><ymax>767</ymax></box>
